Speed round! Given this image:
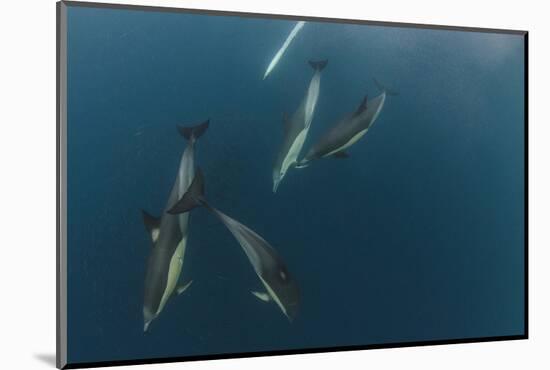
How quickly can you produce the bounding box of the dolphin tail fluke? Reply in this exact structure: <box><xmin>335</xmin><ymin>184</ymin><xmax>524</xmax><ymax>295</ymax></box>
<box><xmin>168</xmin><ymin>168</ymin><xmax>206</xmax><ymax>214</ymax></box>
<box><xmin>309</xmin><ymin>59</ymin><xmax>328</xmax><ymax>72</ymax></box>
<box><xmin>373</xmin><ymin>78</ymin><xmax>399</xmax><ymax>96</ymax></box>
<box><xmin>177</xmin><ymin>119</ymin><xmax>209</xmax><ymax>141</ymax></box>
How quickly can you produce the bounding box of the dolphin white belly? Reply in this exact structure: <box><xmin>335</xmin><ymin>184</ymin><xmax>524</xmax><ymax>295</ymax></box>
<box><xmin>177</xmin><ymin>151</ymin><xmax>194</xmax><ymax>232</ymax></box>
<box><xmin>156</xmin><ymin>237</ymin><xmax>187</xmax><ymax>315</ymax></box>
<box><xmin>280</xmin><ymin>128</ymin><xmax>309</xmax><ymax>175</ymax></box>
<box><xmin>303</xmin><ymin>73</ymin><xmax>320</xmax><ymax>128</ymax></box>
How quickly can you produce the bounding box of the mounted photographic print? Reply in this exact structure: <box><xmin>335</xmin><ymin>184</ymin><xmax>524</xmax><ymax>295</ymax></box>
<box><xmin>57</xmin><ymin>1</ymin><xmax>528</xmax><ymax>368</ymax></box>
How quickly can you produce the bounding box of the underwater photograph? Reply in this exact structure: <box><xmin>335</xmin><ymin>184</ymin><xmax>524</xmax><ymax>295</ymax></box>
<box><xmin>58</xmin><ymin>1</ymin><xmax>526</xmax><ymax>367</ymax></box>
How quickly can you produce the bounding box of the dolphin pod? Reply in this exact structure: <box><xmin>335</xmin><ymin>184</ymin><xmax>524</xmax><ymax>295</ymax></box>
<box><xmin>139</xmin><ymin>86</ymin><xmax>394</xmax><ymax>330</ymax></box>
<box><xmin>141</xmin><ymin>120</ymin><xmax>208</xmax><ymax>332</ymax></box>
<box><xmin>139</xmin><ymin>22</ymin><xmax>397</xmax><ymax>331</ymax></box>
<box><xmin>168</xmin><ymin>169</ymin><xmax>301</xmax><ymax>321</ymax></box>
<box><xmin>272</xmin><ymin>60</ymin><xmax>327</xmax><ymax>192</ymax></box>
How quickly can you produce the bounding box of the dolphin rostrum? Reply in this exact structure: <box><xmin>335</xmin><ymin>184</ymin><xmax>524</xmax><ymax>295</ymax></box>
<box><xmin>263</xmin><ymin>21</ymin><xmax>306</xmax><ymax>80</ymax></box>
<box><xmin>297</xmin><ymin>79</ymin><xmax>397</xmax><ymax>167</ymax></box>
<box><xmin>168</xmin><ymin>169</ymin><xmax>301</xmax><ymax>322</ymax></box>
<box><xmin>141</xmin><ymin>120</ymin><xmax>209</xmax><ymax>332</ymax></box>
<box><xmin>272</xmin><ymin>60</ymin><xmax>328</xmax><ymax>192</ymax></box>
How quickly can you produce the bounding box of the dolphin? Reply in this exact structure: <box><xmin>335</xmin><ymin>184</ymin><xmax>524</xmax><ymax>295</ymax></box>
<box><xmin>272</xmin><ymin>60</ymin><xmax>328</xmax><ymax>192</ymax></box>
<box><xmin>168</xmin><ymin>169</ymin><xmax>300</xmax><ymax>322</ymax></box>
<box><xmin>263</xmin><ymin>21</ymin><xmax>306</xmax><ymax>80</ymax></box>
<box><xmin>297</xmin><ymin>79</ymin><xmax>397</xmax><ymax>166</ymax></box>
<box><xmin>141</xmin><ymin>120</ymin><xmax>209</xmax><ymax>332</ymax></box>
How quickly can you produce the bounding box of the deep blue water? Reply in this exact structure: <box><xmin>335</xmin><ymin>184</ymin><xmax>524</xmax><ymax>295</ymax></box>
<box><xmin>66</xmin><ymin>5</ymin><xmax>525</xmax><ymax>365</ymax></box>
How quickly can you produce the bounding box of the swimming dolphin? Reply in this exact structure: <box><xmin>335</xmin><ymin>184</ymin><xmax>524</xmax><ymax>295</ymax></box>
<box><xmin>141</xmin><ymin>120</ymin><xmax>209</xmax><ymax>332</ymax></box>
<box><xmin>168</xmin><ymin>169</ymin><xmax>300</xmax><ymax>321</ymax></box>
<box><xmin>272</xmin><ymin>60</ymin><xmax>328</xmax><ymax>192</ymax></box>
<box><xmin>263</xmin><ymin>21</ymin><xmax>306</xmax><ymax>80</ymax></box>
<box><xmin>296</xmin><ymin>80</ymin><xmax>396</xmax><ymax>166</ymax></box>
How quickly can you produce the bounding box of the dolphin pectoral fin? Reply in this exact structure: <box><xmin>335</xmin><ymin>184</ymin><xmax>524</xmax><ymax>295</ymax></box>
<box><xmin>252</xmin><ymin>291</ymin><xmax>271</xmax><ymax>303</ymax></box>
<box><xmin>294</xmin><ymin>161</ymin><xmax>310</xmax><ymax>169</ymax></box>
<box><xmin>176</xmin><ymin>280</ymin><xmax>193</xmax><ymax>296</ymax></box>
<box><xmin>291</xmin><ymin>160</ymin><xmax>307</xmax><ymax>169</ymax></box>
<box><xmin>141</xmin><ymin>210</ymin><xmax>161</xmax><ymax>243</ymax></box>
<box><xmin>332</xmin><ymin>151</ymin><xmax>350</xmax><ymax>159</ymax></box>
<box><xmin>168</xmin><ymin>169</ymin><xmax>206</xmax><ymax>215</ymax></box>
<box><xmin>143</xmin><ymin>321</ymin><xmax>151</xmax><ymax>333</ymax></box>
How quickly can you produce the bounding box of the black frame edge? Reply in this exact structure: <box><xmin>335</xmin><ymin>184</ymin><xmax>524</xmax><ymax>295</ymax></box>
<box><xmin>523</xmin><ymin>32</ymin><xmax>529</xmax><ymax>339</ymax></box>
<box><xmin>56</xmin><ymin>2</ymin><xmax>61</xmax><ymax>368</ymax></box>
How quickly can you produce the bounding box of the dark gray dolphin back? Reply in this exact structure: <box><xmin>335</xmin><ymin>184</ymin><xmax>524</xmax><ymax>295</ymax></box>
<box><xmin>168</xmin><ymin>168</ymin><xmax>301</xmax><ymax>321</ymax></box>
<box><xmin>304</xmin><ymin>93</ymin><xmax>385</xmax><ymax>160</ymax></box>
<box><xmin>213</xmin><ymin>209</ymin><xmax>300</xmax><ymax>321</ymax></box>
<box><xmin>142</xmin><ymin>189</ymin><xmax>184</xmax><ymax>317</ymax></box>
<box><xmin>142</xmin><ymin>225</ymin><xmax>181</xmax><ymax>314</ymax></box>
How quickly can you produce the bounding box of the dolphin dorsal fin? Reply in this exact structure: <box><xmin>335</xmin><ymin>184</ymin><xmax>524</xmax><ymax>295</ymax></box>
<box><xmin>141</xmin><ymin>210</ymin><xmax>161</xmax><ymax>243</ymax></box>
<box><xmin>353</xmin><ymin>95</ymin><xmax>368</xmax><ymax>117</ymax></box>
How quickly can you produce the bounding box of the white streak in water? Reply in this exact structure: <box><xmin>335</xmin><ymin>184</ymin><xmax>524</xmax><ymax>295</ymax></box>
<box><xmin>263</xmin><ymin>21</ymin><xmax>306</xmax><ymax>80</ymax></box>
